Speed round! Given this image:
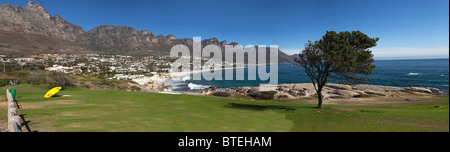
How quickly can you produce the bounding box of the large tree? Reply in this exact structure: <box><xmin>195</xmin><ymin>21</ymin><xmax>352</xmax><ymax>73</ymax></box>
<box><xmin>297</xmin><ymin>31</ymin><xmax>379</xmax><ymax>108</ymax></box>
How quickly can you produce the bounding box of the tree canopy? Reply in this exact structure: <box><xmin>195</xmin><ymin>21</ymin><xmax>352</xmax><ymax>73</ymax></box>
<box><xmin>297</xmin><ymin>31</ymin><xmax>379</xmax><ymax>108</ymax></box>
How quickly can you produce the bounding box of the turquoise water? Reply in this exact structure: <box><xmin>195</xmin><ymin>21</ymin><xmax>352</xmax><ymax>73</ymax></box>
<box><xmin>168</xmin><ymin>59</ymin><xmax>449</xmax><ymax>92</ymax></box>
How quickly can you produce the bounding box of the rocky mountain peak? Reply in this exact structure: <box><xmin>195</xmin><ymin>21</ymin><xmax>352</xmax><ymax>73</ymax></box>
<box><xmin>157</xmin><ymin>34</ymin><xmax>165</xmax><ymax>39</ymax></box>
<box><xmin>229</xmin><ymin>42</ymin><xmax>239</xmax><ymax>46</ymax></box>
<box><xmin>166</xmin><ymin>35</ymin><xmax>176</xmax><ymax>40</ymax></box>
<box><xmin>25</xmin><ymin>0</ymin><xmax>50</xmax><ymax>19</ymax></box>
<box><xmin>140</xmin><ymin>30</ymin><xmax>154</xmax><ymax>36</ymax></box>
<box><xmin>202</xmin><ymin>37</ymin><xmax>220</xmax><ymax>47</ymax></box>
<box><xmin>0</xmin><ymin>3</ymin><xmax>11</xmax><ymax>9</ymax></box>
<box><xmin>90</xmin><ymin>25</ymin><xmax>136</xmax><ymax>31</ymax></box>
<box><xmin>51</xmin><ymin>14</ymin><xmax>68</xmax><ymax>23</ymax></box>
<box><xmin>220</xmin><ymin>40</ymin><xmax>227</xmax><ymax>46</ymax></box>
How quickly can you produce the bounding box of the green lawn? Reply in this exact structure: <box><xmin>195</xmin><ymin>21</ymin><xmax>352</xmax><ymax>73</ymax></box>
<box><xmin>1</xmin><ymin>84</ymin><xmax>448</xmax><ymax>132</ymax></box>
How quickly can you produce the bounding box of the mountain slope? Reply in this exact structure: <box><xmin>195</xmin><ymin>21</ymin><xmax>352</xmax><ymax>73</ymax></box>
<box><xmin>0</xmin><ymin>1</ymin><xmax>294</xmax><ymax>63</ymax></box>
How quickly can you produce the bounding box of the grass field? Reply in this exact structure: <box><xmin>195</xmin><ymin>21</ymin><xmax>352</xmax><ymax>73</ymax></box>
<box><xmin>1</xmin><ymin>84</ymin><xmax>448</xmax><ymax>132</ymax></box>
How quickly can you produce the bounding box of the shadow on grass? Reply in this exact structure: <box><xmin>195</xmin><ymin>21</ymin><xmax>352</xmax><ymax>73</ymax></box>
<box><xmin>224</xmin><ymin>103</ymin><xmax>297</xmax><ymax>111</ymax></box>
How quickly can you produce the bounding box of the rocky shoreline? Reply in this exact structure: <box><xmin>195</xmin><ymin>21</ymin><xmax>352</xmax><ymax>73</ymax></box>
<box><xmin>130</xmin><ymin>73</ymin><xmax>174</xmax><ymax>92</ymax></box>
<box><xmin>200</xmin><ymin>83</ymin><xmax>449</xmax><ymax>100</ymax></box>
<box><xmin>129</xmin><ymin>71</ymin><xmax>448</xmax><ymax>100</ymax></box>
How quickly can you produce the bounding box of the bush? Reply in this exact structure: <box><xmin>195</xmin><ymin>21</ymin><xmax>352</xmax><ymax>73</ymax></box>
<box><xmin>28</xmin><ymin>71</ymin><xmax>74</xmax><ymax>88</ymax></box>
<box><xmin>95</xmin><ymin>79</ymin><xmax>115</xmax><ymax>86</ymax></box>
<box><xmin>0</xmin><ymin>79</ymin><xmax>20</xmax><ymax>86</ymax></box>
<box><xmin>130</xmin><ymin>86</ymin><xmax>141</xmax><ymax>92</ymax></box>
<box><xmin>213</xmin><ymin>91</ymin><xmax>233</xmax><ymax>97</ymax></box>
<box><xmin>249</xmin><ymin>91</ymin><xmax>277</xmax><ymax>100</ymax></box>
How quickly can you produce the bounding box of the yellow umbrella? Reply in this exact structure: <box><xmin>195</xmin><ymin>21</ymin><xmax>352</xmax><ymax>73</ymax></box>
<box><xmin>44</xmin><ymin>87</ymin><xmax>62</xmax><ymax>98</ymax></box>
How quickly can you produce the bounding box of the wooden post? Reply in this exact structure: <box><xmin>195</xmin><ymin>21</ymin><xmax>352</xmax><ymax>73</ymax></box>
<box><xmin>8</xmin><ymin>107</ymin><xmax>17</xmax><ymax>132</ymax></box>
<box><xmin>6</xmin><ymin>89</ymin><xmax>22</xmax><ymax>132</ymax></box>
<box><xmin>6</xmin><ymin>89</ymin><xmax>12</xmax><ymax>132</ymax></box>
<box><xmin>12</xmin><ymin>116</ymin><xmax>22</xmax><ymax>132</ymax></box>
<box><xmin>7</xmin><ymin>89</ymin><xmax>13</xmax><ymax>103</ymax></box>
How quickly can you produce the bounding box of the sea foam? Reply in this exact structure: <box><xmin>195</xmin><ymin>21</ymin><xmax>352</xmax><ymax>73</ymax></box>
<box><xmin>406</xmin><ymin>73</ymin><xmax>421</xmax><ymax>76</ymax></box>
<box><xmin>188</xmin><ymin>83</ymin><xmax>209</xmax><ymax>90</ymax></box>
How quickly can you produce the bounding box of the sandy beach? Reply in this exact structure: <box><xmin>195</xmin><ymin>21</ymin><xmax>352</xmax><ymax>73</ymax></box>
<box><xmin>133</xmin><ymin>66</ymin><xmax>245</xmax><ymax>91</ymax></box>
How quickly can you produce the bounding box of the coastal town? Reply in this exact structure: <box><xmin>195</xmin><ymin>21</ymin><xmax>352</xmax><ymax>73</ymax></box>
<box><xmin>1</xmin><ymin>54</ymin><xmax>173</xmax><ymax>78</ymax></box>
<box><xmin>0</xmin><ymin>53</ymin><xmax>248</xmax><ymax>94</ymax></box>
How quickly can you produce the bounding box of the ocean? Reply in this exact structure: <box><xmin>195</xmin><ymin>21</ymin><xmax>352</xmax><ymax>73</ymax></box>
<box><xmin>166</xmin><ymin>59</ymin><xmax>449</xmax><ymax>92</ymax></box>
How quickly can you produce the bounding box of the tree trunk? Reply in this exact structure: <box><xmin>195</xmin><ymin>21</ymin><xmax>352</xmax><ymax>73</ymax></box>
<box><xmin>317</xmin><ymin>88</ymin><xmax>323</xmax><ymax>109</ymax></box>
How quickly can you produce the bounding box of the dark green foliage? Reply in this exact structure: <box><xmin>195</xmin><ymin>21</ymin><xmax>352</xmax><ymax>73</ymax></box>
<box><xmin>94</xmin><ymin>79</ymin><xmax>115</xmax><ymax>86</ymax></box>
<box><xmin>249</xmin><ymin>91</ymin><xmax>278</xmax><ymax>100</ymax></box>
<box><xmin>27</xmin><ymin>71</ymin><xmax>74</xmax><ymax>88</ymax></box>
<box><xmin>297</xmin><ymin>31</ymin><xmax>378</xmax><ymax>108</ymax></box>
<box><xmin>213</xmin><ymin>91</ymin><xmax>233</xmax><ymax>97</ymax></box>
<box><xmin>130</xmin><ymin>86</ymin><xmax>141</xmax><ymax>92</ymax></box>
<box><xmin>0</xmin><ymin>79</ymin><xmax>20</xmax><ymax>86</ymax></box>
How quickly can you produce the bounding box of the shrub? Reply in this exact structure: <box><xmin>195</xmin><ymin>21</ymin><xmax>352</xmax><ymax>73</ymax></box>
<box><xmin>213</xmin><ymin>91</ymin><xmax>233</xmax><ymax>97</ymax></box>
<box><xmin>0</xmin><ymin>79</ymin><xmax>20</xmax><ymax>86</ymax></box>
<box><xmin>95</xmin><ymin>79</ymin><xmax>114</xmax><ymax>86</ymax></box>
<box><xmin>28</xmin><ymin>71</ymin><xmax>74</xmax><ymax>88</ymax></box>
<box><xmin>249</xmin><ymin>91</ymin><xmax>277</xmax><ymax>100</ymax></box>
<box><xmin>130</xmin><ymin>86</ymin><xmax>141</xmax><ymax>92</ymax></box>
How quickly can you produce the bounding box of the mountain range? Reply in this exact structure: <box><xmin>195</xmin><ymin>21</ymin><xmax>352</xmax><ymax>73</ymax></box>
<box><xmin>0</xmin><ymin>1</ymin><xmax>294</xmax><ymax>63</ymax></box>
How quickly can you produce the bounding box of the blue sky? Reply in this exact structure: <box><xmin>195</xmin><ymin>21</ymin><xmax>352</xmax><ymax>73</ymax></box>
<box><xmin>3</xmin><ymin>0</ymin><xmax>449</xmax><ymax>59</ymax></box>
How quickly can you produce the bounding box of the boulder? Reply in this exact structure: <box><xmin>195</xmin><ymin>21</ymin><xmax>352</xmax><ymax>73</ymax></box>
<box><xmin>288</xmin><ymin>89</ymin><xmax>307</xmax><ymax>97</ymax></box>
<box><xmin>292</xmin><ymin>84</ymin><xmax>304</xmax><ymax>90</ymax></box>
<box><xmin>235</xmin><ymin>87</ymin><xmax>251</xmax><ymax>94</ymax></box>
<box><xmin>352</xmin><ymin>90</ymin><xmax>365</xmax><ymax>94</ymax></box>
<box><xmin>274</xmin><ymin>92</ymin><xmax>295</xmax><ymax>99</ymax></box>
<box><xmin>326</xmin><ymin>84</ymin><xmax>352</xmax><ymax>90</ymax></box>
<box><xmin>201</xmin><ymin>90</ymin><xmax>212</xmax><ymax>95</ymax></box>
<box><xmin>248</xmin><ymin>87</ymin><xmax>261</xmax><ymax>94</ymax></box>
<box><xmin>278</xmin><ymin>84</ymin><xmax>294</xmax><ymax>88</ymax></box>
<box><xmin>353</xmin><ymin>84</ymin><xmax>402</xmax><ymax>92</ymax></box>
<box><xmin>364</xmin><ymin>90</ymin><xmax>386</xmax><ymax>96</ymax></box>
<box><xmin>163</xmin><ymin>83</ymin><xmax>173</xmax><ymax>89</ymax></box>
<box><xmin>411</xmin><ymin>87</ymin><xmax>432</xmax><ymax>94</ymax></box>
<box><xmin>209</xmin><ymin>86</ymin><xmax>218</xmax><ymax>91</ymax></box>
<box><xmin>145</xmin><ymin>84</ymin><xmax>154</xmax><ymax>90</ymax></box>
<box><xmin>404</xmin><ymin>87</ymin><xmax>432</xmax><ymax>94</ymax></box>
<box><xmin>277</xmin><ymin>87</ymin><xmax>290</xmax><ymax>92</ymax></box>
<box><xmin>292</xmin><ymin>84</ymin><xmax>314</xmax><ymax>90</ymax></box>
<box><xmin>428</xmin><ymin>88</ymin><xmax>441</xmax><ymax>94</ymax></box>
<box><xmin>335</xmin><ymin>90</ymin><xmax>361</xmax><ymax>98</ymax></box>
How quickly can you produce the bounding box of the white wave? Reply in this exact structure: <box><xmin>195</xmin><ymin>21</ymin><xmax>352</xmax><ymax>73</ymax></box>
<box><xmin>170</xmin><ymin>77</ymin><xmax>183</xmax><ymax>81</ymax></box>
<box><xmin>441</xmin><ymin>74</ymin><xmax>448</xmax><ymax>77</ymax></box>
<box><xmin>182</xmin><ymin>75</ymin><xmax>191</xmax><ymax>81</ymax></box>
<box><xmin>188</xmin><ymin>83</ymin><xmax>209</xmax><ymax>90</ymax></box>
<box><xmin>406</xmin><ymin>73</ymin><xmax>421</xmax><ymax>76</ymax></box>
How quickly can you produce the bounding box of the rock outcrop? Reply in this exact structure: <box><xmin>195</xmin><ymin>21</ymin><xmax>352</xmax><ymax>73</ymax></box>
<box><xmin>141</xmin><ymin>80</ymin><xmax>173</xmax><ymax>92</ymax></box>
<box><xmin>0</xmin><ymin>1</ymin><xmax>86</xmax><ymax>43</ymax></box>
<box><xmin>213</xmin><ymin>83</ymin><xmax>447</xmax><ymax>99</ymax></box>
